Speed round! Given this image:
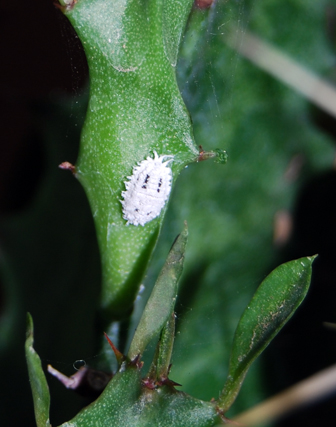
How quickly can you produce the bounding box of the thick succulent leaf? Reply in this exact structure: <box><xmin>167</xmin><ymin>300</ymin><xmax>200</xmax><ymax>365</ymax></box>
<box><xmin>59</xmin><ymin>367</ymin><xmax>142</xmax><ymax>427</ymax></box>
<box><xmin>63</xmin><ymin>0</ymin><xmax>198</xmax><ymax>320</ymax></box>
<box><xmin>128</xmin><ymin>224</ymin><xmax>187</xmax><ymax>360</ymax></box>
<box><xmin>59</xmin><ymin>365</ymin><xmax>220</xmax><ymax>427</ymax></box>
<box><xmin>1</xmin><ymin>0</ymin><xmax>335</xmax><ymax>425</ymax></box>
<box><xmin>218</xmin><ymin>256</ymin><xmax>316</xmax><ymax>413</ymax></box>
<box><xmin>25</xmin><ymin>313</ymin><xmax>51</xmax><ymax>427</ymax></box>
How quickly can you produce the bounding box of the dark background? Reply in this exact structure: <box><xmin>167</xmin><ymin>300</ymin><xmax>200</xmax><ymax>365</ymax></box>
<box><xmin>1</xmin><ymin>1</ymin><xmax>336</xmax><ymax>426</ymax></box>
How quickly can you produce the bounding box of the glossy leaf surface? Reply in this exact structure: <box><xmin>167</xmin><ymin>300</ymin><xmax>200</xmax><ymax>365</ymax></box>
<box><xmin>218</xmin><ymin>256</ymin><xmax>316</xmax><ymax>413</ymax></box>
<box><xmin>1</xmin><ymin>1</ymin><xmax>335</xmax><ymax>425</ymax></box>
<box><xmin>63</xmin><ymin>0</ymin><xmax>197</xmax><ymax>320</ymax></box>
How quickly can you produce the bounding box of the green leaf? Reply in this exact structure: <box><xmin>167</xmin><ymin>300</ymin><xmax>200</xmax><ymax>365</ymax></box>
<box><xmin>59</xmin><ymin>366</ymin><xmax>142</xmax><ymax>427</ymax></box>
<box><xmin>25</xmin><ymin>313</ymin><xmax>51</xmax><ymax>427</ymax></box>
<box><xmin>156</xmin><ymin>312</ymin><xmax>176</xmax><ymax>380</ymax></box>
<box><xmin>163</xmin><ymin>0</ymin><xmax>194</xmax><ymax>66</ymax></box>
<box><xmin>128</xmin><ymin>223</ymin><xmax>188</xmax><ymax>360</ymax></box>
<box><xmin>59</xmin><ymin>365</ymin><xmax>220</xmax><ymax>427</ymax></box>
<box><xmin>168</xmin><ymin>0</ymin><xmax>334</xmax><ymax>408</ymax></box>
<box><xmin>56</xmin><ymin>224</ymin><xmax>222</xmax><ymax>427</ymax></box>
<box><xmin>217</xmin><ymin>256</ymin><xmax>317</xmax><ymax>413</ymax></box>
<box><xmin>62</xmin><ymin>0</ymin><xmax>198</xmax><ymax>321</ymax></box>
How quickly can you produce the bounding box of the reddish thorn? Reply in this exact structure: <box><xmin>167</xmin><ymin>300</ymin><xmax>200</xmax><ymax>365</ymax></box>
<box><xmin>104</xmin><ymin>332</ymin><xmax>125</xmax><ymax>365</ymax></box>
<box><xmin>159</xmin><ymin>376</ymin><xmax>182</xmax><ymax>388</ymax></box>
<box><xmin>54</xmin><ymin>0</ymin><xmax>77</xmax><ymax>12</ymax></box>
<box><xmin>194</xmin><ymin>0</ymin><xmax>214</xmax><ymax>9</ymax></box>
<box><xmin>197</xmin><ymin>146</ymin><xmax>216</xmax><ymax>162</ymax></box>
<box><xmin>198</xmin><ymin>145</ymin><xmax>207</xmax><ymax>162</ymax></box>
<box><xmin>53</xmin><ymin>2</ymin><xmax>64</xmax><ymax>10</ymax></box>
<box><xmin>59</xmin><ymin>161</ymin><xmax>76</xmax><ymax>174</ymax></box>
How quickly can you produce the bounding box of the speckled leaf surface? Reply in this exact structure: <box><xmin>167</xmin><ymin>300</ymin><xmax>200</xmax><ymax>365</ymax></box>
<box><xmin>218</xmin><ymin>256</ymin><xmax>316</xmax><ymax>413</ymax></box>
<box><xmin>63</xmin><ymin>0</ymin><xmax>197</xmax><ymax>320</ymax></box>
<box><xmin>155</xmin><ymin>0</ymin><xmax>335</xmax><ymax>413</ymax></box>
<box><xmin>58</xmin><ymin>367</ymin><xmax>220</xmax><ymax>427</ymax></box>
<box><xmin>1</xmin><ymin>0</ymin><xmax>335</xmax><ymax>426</ymax></box>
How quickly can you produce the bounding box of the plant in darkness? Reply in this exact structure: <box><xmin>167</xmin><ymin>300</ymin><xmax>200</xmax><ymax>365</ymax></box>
<box><xmin>22</xmin><ymin>1</ymin><xmax>322</xmax><ymax>426</ymax></box>
<box><xmin>2</xmin><ymin>0</ymin><xmax>332</xmax><ymax>426</ymax></box>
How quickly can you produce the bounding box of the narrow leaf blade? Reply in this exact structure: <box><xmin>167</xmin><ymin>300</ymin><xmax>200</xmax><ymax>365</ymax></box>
<box><xmin>218</xmin><ymin>256</ymin><xmax>317</xmax><ymax>413</ymax></box>
<box><xmin>156</xmin><ymin>312</ymin><xmax>176</xmax><ymax>380</ymax></box>
<box><xmin>25</xmin><ymin>313</ymin><xmax>51</xmax><ymax>427</ymax></box>
<box><xmin>128</xmin><ymin>223</ymin><xmax>188</xmax><ymax>360</ymax></box>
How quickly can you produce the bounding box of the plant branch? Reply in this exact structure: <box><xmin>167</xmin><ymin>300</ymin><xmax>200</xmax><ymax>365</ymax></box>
<box><xmin>226</xmin><ymin>29</ymin><xmax>336</xmax><ymax>118</ymax></box>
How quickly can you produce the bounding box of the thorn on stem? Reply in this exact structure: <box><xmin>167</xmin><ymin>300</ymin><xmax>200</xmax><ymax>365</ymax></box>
<box><xmin>197</xmin><ymin>146</ymin><xmax>228</xmax><ymax>164</ymax></box>
<box><xmin>104</xmin><ymin>332</ymin><xmax>126</xmax><ymax>367</ymax></box>
<box><xmin>59</xmin><ymin>161</ymin><xmax>76</xmax><ymax>174</ymax></box>
<box><xmin>159</xmin><ymin>377</ymin><xmax>182</xmax><ymax>388</ymax></box>
<box><xmin>194</xmin><ymin>0</ymin><xmax>214</xmax><ymax>9</ymax></box>
<box><xmin>54</xmin><ymin>0</ymin><xmax>77</xmax><ymax>12</ymax></box>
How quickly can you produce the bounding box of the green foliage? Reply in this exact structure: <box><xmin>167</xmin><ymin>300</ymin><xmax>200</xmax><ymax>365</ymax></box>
<box><xmin>166</xmin><ymin>1</ymin><xmax>334</xmax><ymax>409</ymax></box>
<box><xmin>25</xmin><ymin>228</ymin><xmax>222</xmax><ymax>427</ymax></box>
<box><xmin>25</xmin><ymin>226</ymin><xmax>315</xmax><ymax>426</ymax></box>
<box><xmin>128</xmin><ymin>223</ymin><xmax>187</xmax><ymax>360</ymax></box>
<box><xmin>1</xmin><ymin>0</ymin><xmax>335</xmax><ymax>426</ymax></box>
<box><xmin>218</xmin><ymin>256</ymin><xmax>316</xmax><ymax>413</ymax></box>
<box><xmin>57</xmin><ymin>367</ymin><xmax>220</xmax><ymax>427</ymax></box>
<box><xmin>63</xmin><ymin>0</ymin><xmax>197</xmax><ymax>321</ymax></box>
<box><xmin>25</xmin><ymin>314</ymin><xmax>51</xmax><ymax>427</ymax></box>
<box><xmin>154</xmin><ymin>312</ymin><xmax>176</xmax><ymax>381</ymax></box>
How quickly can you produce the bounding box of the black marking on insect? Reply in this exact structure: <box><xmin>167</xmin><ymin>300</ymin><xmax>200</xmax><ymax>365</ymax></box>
<box><xmin>121</xmin><ymin>151</ymin><xmax>174</xmax><ymax>226</ymax></box>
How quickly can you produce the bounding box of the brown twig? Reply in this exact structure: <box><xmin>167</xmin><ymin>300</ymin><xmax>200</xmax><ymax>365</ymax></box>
<box><xmin>226</xmin><ymin>29</ymin><xmax>336</xmax><ymax>118</ymax></box>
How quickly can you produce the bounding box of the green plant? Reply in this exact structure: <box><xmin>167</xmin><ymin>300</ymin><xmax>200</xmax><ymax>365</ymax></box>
<box><xmin>22</xmin><ymin>0</ymin><xmax>328</xmax><ymax>426</ymax></box>
<box><xmin>26</xmin><ymin>224</ymin><xmax>315</xmax><ymax>426</ymax></box>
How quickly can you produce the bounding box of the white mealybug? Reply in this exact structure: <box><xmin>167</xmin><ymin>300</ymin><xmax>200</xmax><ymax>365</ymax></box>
<box><xmin>121</xmin><ymin>151</ymin><xmax>173</xmax><ymax>226</ymax></box>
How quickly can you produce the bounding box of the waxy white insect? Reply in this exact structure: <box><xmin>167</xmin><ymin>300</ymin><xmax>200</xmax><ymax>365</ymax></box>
<box><xmin>121</xmin><ymin>151</ymin><xmax>174</xmax><ymax>226</ymax></box>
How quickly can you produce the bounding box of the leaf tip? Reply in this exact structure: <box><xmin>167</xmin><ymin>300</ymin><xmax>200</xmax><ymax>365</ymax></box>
<box><xmin>183</xmin><ymin>220</ymin><xmax>188</xmax><ymax>235</ymax></box>
<box><xmin>308</xmin><ymin>254</ymin><xmax>318</xmax><ymax>263</ymax></box>
<box><xmin>26</xmin><ymin>312</ymin><xmax>33</xmax><ymax>340</ymax></box>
